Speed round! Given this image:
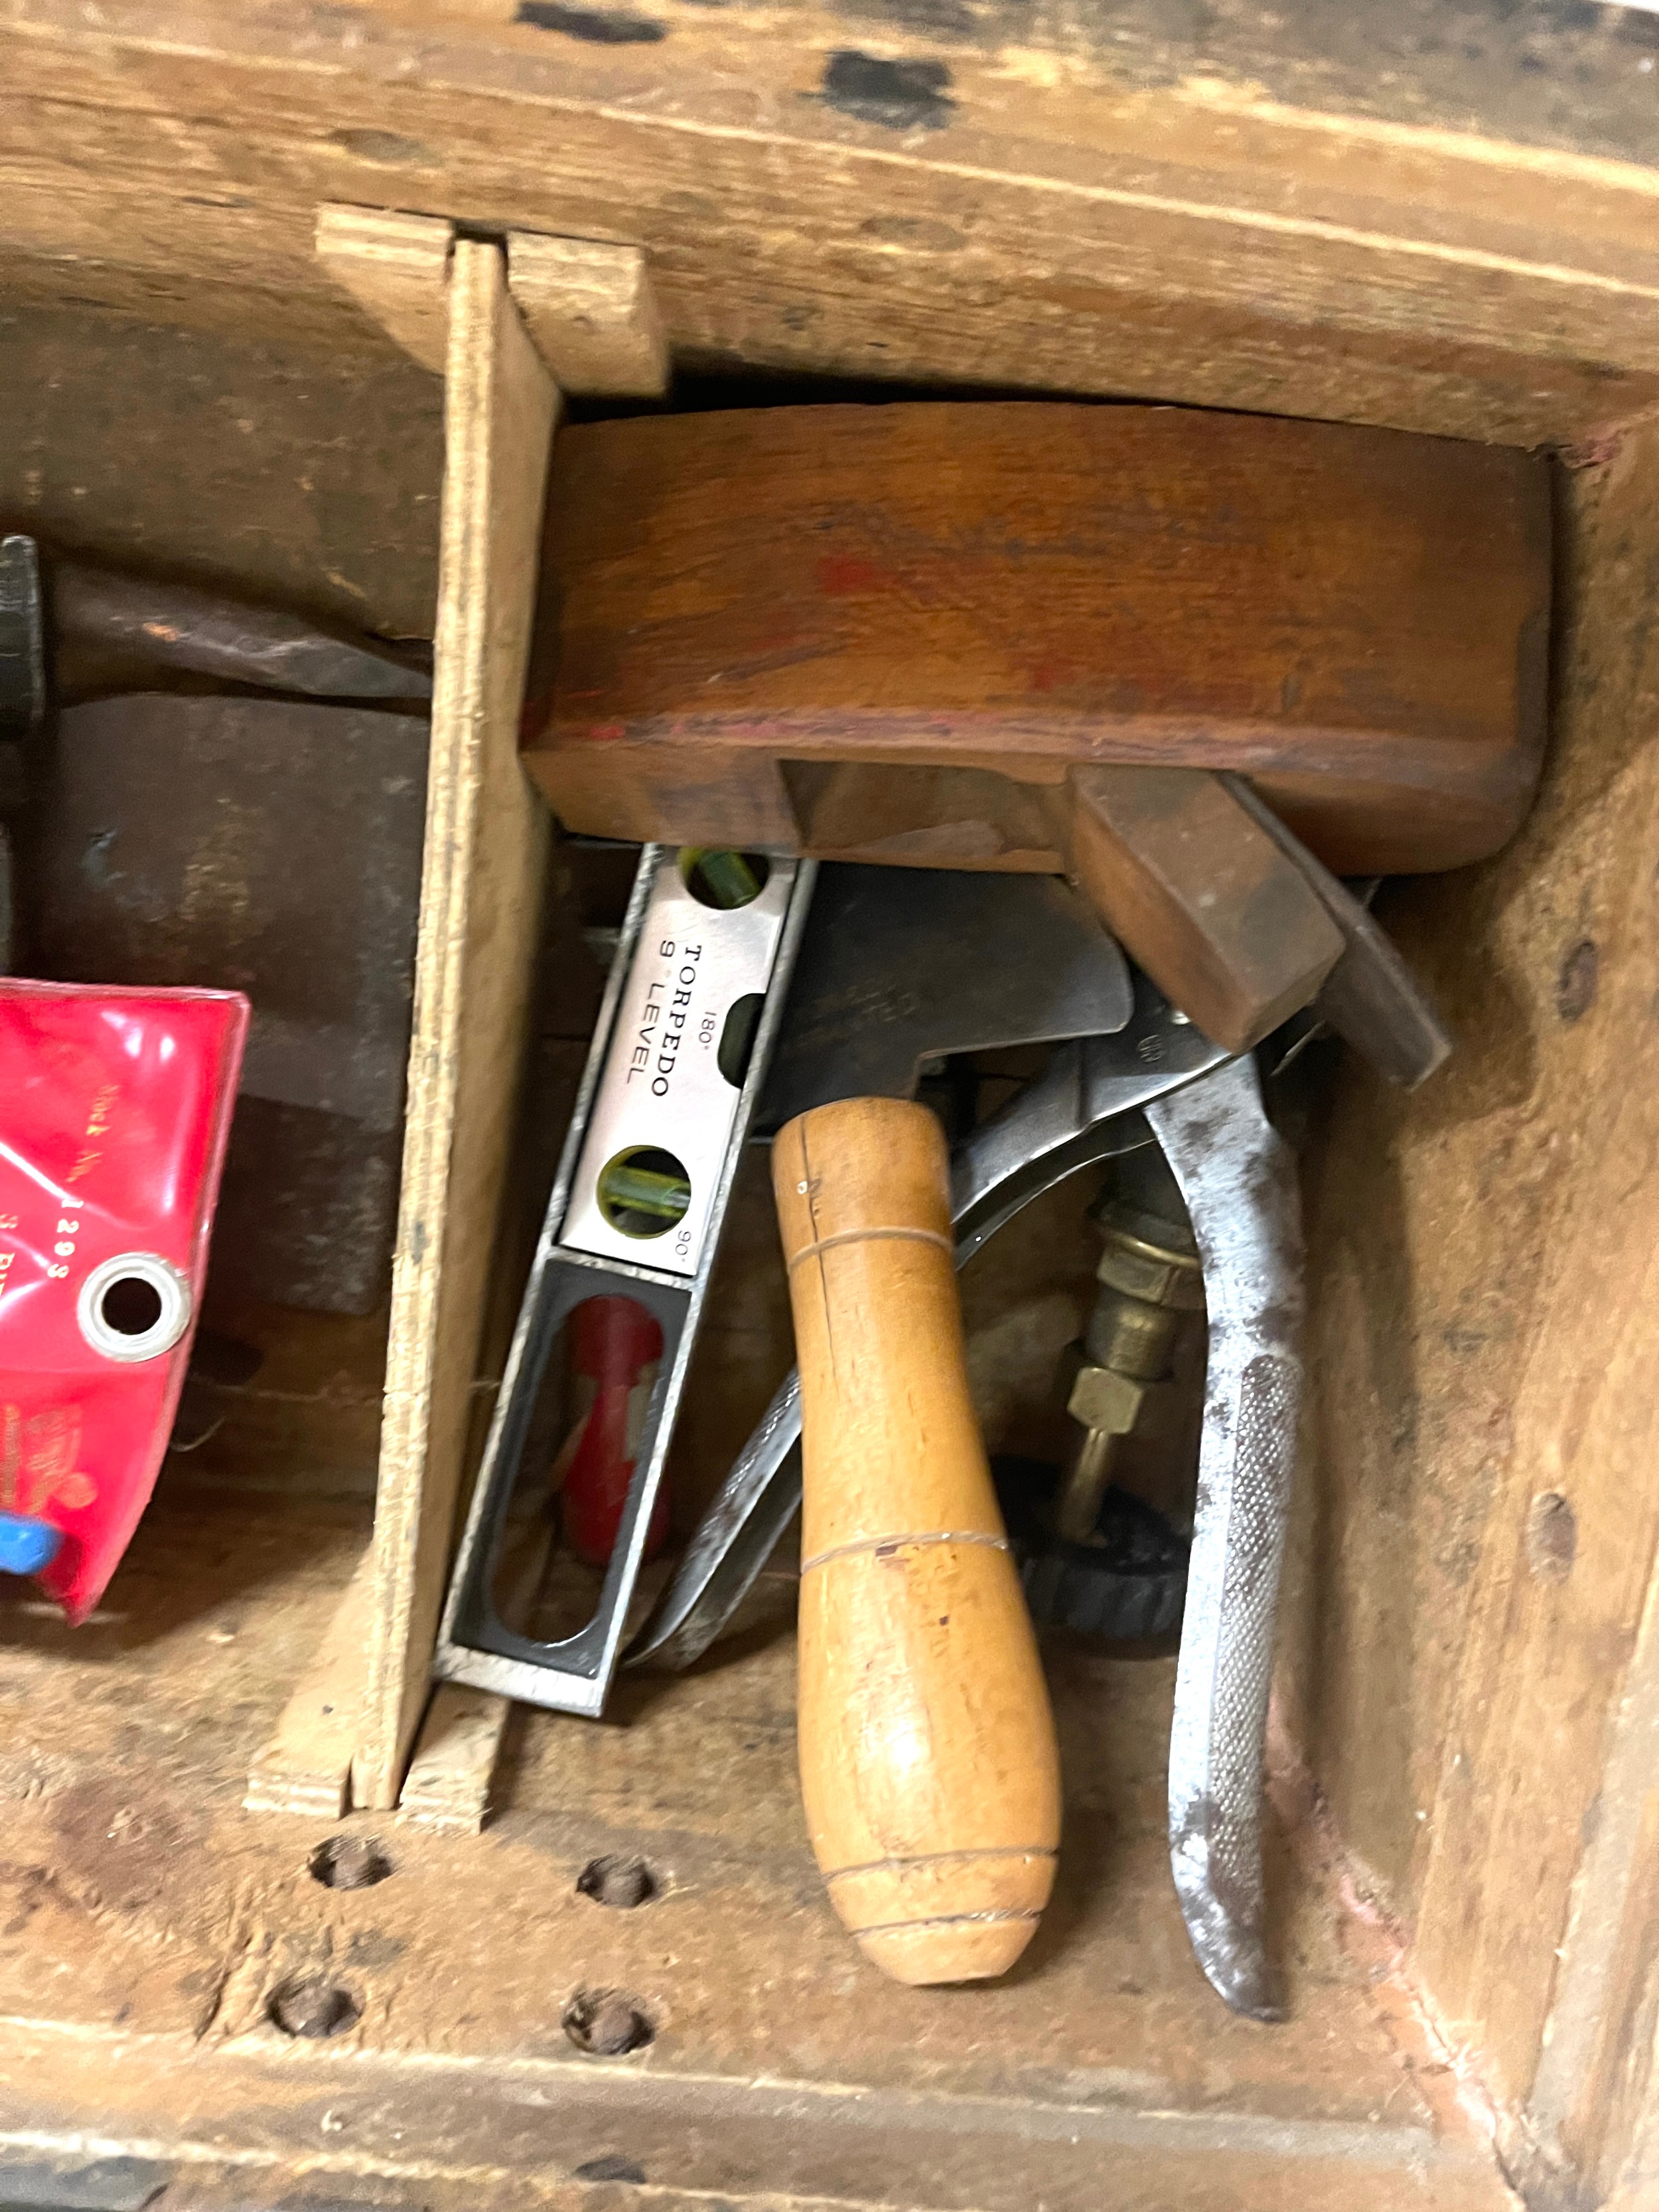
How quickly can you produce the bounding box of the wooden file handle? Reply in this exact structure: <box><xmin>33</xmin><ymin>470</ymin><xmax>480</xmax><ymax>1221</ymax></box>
<box><xmin>773</xmin><ymin>1097</ymin><xmax>1061</xmax><ymax>1986</ymax></box>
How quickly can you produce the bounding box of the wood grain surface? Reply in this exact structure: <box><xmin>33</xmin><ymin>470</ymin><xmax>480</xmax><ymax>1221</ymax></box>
<box><xmin>1062</xmin><ymin>765</ymin><xmax>1344</xmax><ymax>1051</ymax></box>
<box><xmin>314</xmin><ymin>204</ymin><xmax>453</xmax><ymax>377</ymax></box>
<box><xmin>9</xmin><ymin>0</ymin><xmax>1659</xmax><ymax>449</ymax></box>
<box><xmin>0</xmin><ymin>1483</ymin><xmax>1518</xmax><ymax>2212</ymax></box>
<box><xmin>242</xmin><ymin>1540</ymin><xmax>375</xmax><ymax>1818</ymax></box>
<box><xmin>353</xmin><ymin>238</ymin><xmax>557</xmax><ymax>1812</ymax></box>
<box><xmin>1283</xmin><ymin>416</ymin><xmax>1659</xmax><ymax>2203</ymax></box>
<box><xmin>529</xmin><ymin>403</ymin><xmax>1550</xmax><ymax>877</ymax></box>
<box><xmin>506</xmin><ymin>231</ymin><xmax>669</xmax><ymax>400</ymax></box>
<box><xmin>775</xmin><ymin>1098</ymin><xmax>1060</xmax><ymax>1985</ymax></box>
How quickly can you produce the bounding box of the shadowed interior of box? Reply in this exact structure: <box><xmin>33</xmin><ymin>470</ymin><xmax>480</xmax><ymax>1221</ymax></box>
<box><xmin>0</xmin><ymin>294</ymin><xmax>1646</xmax><ymax>2212</ymax></box>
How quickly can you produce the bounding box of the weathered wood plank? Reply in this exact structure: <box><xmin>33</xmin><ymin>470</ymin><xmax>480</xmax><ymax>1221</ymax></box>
<box><xmin>315</xmin><ymin>204</ymin><xmax>453</xmax><ymax>374</ymax></box>
<box><xmin>1512</xmin><ymin>1554</ymin><xmax>1659</xmax><ymax>2205</ymax></box>
<box><xmin>1287</xmin><ymin>418</ymin><xmax>1659</xmax><ymax>2158</ymax></box>
<box><xmin>507</xmin><ymin>231</ymin><xmax>668</xmax><ymax>398</ymax></box>
<box><xmin>353</xmin><ymin>237</ymin><xmax>557</xmax><ymax>1812</ymax></box>
<box><xmin>243</xmin><ymin>1542</ymin><xmax>376</xmax><ymax>1818</ymax></box>
<box><xmin>394</xmin><ymin>1509</ymin><xmax>565</xmax><ymax>1834</ymax></box>
<box><xmin>3</xmin><ymin>0</ymin><xmax>1659</xmax><ymax>443</ymax></box>
<box><xmin>396</xmin><ymin>1681</ymin><xmax>513</xmax><ymax>1834</ymax></box>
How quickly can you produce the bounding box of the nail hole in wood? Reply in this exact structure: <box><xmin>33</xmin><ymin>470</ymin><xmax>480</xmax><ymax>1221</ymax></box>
<box><xmin>309</xmin><ymin>1835</ymin><xmax>394</xmax><ymax>1890</ymax></box>
<box><xmin>267</xmin><ymin>1974</ymin><xmax>362</xmax><ymax>2039</ymax></box>
<box><xmin>563</xmin><ymin>1986</ymin><xmax>654</xmax><ymax>2055</ymax></box>
<box><xmin>1526</xmin><ymin>1490</ymin><xmax>1577</xmax><ymax>1582</ymax></box>
<box><xmin>577</xmin><ymin>1854</ymin><xmax>655</xmax><ymax>1909</ymax></box>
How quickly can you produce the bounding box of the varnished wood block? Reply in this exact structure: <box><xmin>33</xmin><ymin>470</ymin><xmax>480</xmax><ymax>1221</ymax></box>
<box><xmin>526</xmin><ymin>402</ymin><xmax>1550</xmax><ymax>878</ymax></box>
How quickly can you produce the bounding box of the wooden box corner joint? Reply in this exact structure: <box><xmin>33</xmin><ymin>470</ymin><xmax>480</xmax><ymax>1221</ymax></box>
<box><xmin>313</xmin><ymin>202</ymin><xmax>670</xmax><ymax>397</ymax></box>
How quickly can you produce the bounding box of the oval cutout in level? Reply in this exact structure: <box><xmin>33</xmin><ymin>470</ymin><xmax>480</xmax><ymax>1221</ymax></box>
<box><xmin>717</xmin><ymin>993</ymin><xmax>764</xmax><ymax>1088</ymax></box>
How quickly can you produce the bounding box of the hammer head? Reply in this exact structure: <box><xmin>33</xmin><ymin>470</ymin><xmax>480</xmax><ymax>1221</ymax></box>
<box><xmin>757</xmin><ymin>864</ymin><xmax>1132</xmax><ymax>1136</ymax></box>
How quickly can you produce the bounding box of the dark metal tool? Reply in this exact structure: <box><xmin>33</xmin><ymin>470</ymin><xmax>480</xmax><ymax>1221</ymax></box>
<box><xmin>434</xmin><ymin>859</ymin><xmax>1137</xmax><ymax>1719</ymax></box>
<box><xmin>1220</xmin><ymin>774</ymin><xmax>1450</xmax><ymax>1089</ymax></box>
<box><xmin>753</xmin><ymin>863</ymin><xmax>1131</xmax><ymax>1134</ymax></box>
<box><xmin>0</xmin><ymin>536</ymin><xmax>46</xmax><ymax>747</ymax></box>
<box><xmin>630</xmin><ymin>972</ymin><xmax>1224</xmax><ymax>1672</ymax></box>
<box><xmin>22</xmin><ymin>693</ymin><xmax>427</xmax><ymax>1314</ymax></box>
<box><xmin>634</xmin><ymin>848</ymin><xmax>1447</xmax><ymax>2021</ymax></box>
<box><xmin>50</xmin><ymin>561</ymin><xmax>431</xmax><ymax>704</ymax></box>
<box><xmin>0</xmin><ymin>536</ymin><xmax>46</xmax><ymax>972</ymax></box>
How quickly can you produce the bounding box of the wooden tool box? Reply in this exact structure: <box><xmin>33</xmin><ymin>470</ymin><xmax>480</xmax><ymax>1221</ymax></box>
<box><xmin>2</xmin><ymin>8</ymin><xmax>1658</xmax><ymax>2209</ymax></box>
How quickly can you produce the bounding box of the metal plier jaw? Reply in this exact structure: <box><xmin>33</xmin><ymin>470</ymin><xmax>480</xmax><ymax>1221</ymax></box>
<box><xmin>1148</xmin><ymin>1057</ymin><xmax>1302</xmax><ymax>2020</ymax></box>
<box><xmin>632</xmin><ymin>977</ymin><xmax>1305</xmax><ymax>2018</ymax></box>
<box><xmin>627</xmin><ymin>974</ymin><xmax>1227</xmax><ymax>1674</ymax></box>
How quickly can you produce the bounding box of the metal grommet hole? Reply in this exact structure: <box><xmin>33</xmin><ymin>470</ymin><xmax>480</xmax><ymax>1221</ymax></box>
<box><xmin>576</xmin><ymin>1854</ymin><xmax>655</xmax><ymax>1909</ymax></box>
<box><xmin>267</xmin><ymin>1974</ymin><xmax>362</xmax><ymax>2039</ymax></box>
<box><xmin>102</xmin><ymin>1274</ymin><xmax>163</xmax><ymax>1337</ymax></box>
<box><xmin>76</xmin><ymin>1250</ymin><xmax>191</xmax><ymax>1363</ymax></box>
<box><xmin>563</xmin><ymin>1987</ymin><xmax>654</xmax><ymax>2056</ymax></box>
<box><xmin>308</xmin><ymin>1835</ymin><xmax>394</xmax><ymax>1891</ymax></box>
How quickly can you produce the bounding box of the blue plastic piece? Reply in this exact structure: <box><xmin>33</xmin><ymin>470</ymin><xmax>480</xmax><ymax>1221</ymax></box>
<box><xmin>0</xmin><ymin>1514</ymin><xmax>62</xmax><ymax>1577</ymax></box>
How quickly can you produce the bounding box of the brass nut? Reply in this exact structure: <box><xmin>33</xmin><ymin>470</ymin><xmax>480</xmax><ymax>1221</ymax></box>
<box><xmin>1096</xmin><ymin>1230</ymin><xmax>1205</xmax><ymax>1311</ymax></box>
<box><xmin>1066</xmin><ymin>1361</ymin><xmax>1149</xmax><ymax>1436</ymax></box>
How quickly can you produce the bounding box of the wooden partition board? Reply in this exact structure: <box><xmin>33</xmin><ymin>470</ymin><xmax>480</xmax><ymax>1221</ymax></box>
<box><xmin>1284</xmin><ymin>415</ymin><xmax>1659</xmax><ymax>2209</ymax></box>
<box><xmin>244</xmin><ymin>225</ymin><xmax>555</xmax><ymax>1815</ymax></box>
<box><xmin>352</xmin><ymin>234</ymin><xmax>559</xmax><ymax>1814</ymax></box>
<box><xmin>245</xmin><ymin>213</ymin><xmax>668</xmax><ymax>1820</ymax></box>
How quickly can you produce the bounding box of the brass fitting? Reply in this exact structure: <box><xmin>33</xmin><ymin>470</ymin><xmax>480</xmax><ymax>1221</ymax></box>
<box><xmin>1054</xmin><ymin>1202</ymin><xmax>1204</xmax><ymax>1546</ymax></box>
<box><xmin>1066</xmin><ymin>1361</ymin><xmax>1151</xmax><ymax>1438</ymax></box>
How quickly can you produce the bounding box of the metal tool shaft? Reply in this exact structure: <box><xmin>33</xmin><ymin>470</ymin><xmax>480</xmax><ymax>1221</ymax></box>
<box><xmin>1148</xmin><ymin>1057</ymin><xmax>1304</xmax><ymax>2022</ymax></box>
<box><xmin>629</xmin><ymin>981</ymin><xmax>1228</xmax><ymax>1671</ymax></box>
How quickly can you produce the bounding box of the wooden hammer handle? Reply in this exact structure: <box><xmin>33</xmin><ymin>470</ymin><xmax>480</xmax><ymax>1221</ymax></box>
<box><xmin>773</xmin><ymin>1096</ymin><xmax>1060</xmax><ymax>1986</ymax></box>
